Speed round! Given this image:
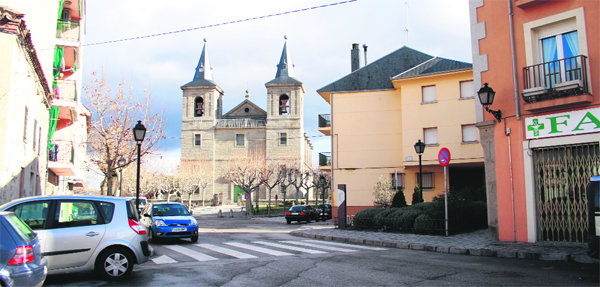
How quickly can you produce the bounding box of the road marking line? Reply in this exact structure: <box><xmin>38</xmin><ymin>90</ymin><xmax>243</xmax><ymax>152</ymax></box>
<box><xmin>224</xmin><ymin>242</ymin><xmax>293</xmax><ymax>256</ymax></box>
<box><xmin>252</xmin><ymin>241</ymin><xmax>327</xmax><ymax>254</ymax></box>
<box><xmin>162</xmin><ymin>245</ymin><xmax>217</xmax><ymax>261</ymax></box>
<box><xmin>302</xmin><ymin>239</ymin><xmax>387</xmax><ymax>251</ymax></box>
<box><xmin>196</xmin><ymin>243</ymin><xmax>258</xmax><ymax>259</ymax></box>
<box><xmin>280</xmin><ymin>240</ymin><xmax>358</xmax><ymax>252</ymax></box>
<box><xmin>151</xmin><ymin>255</ymin><xmax>178</xmax><ymax>264</ymax></box>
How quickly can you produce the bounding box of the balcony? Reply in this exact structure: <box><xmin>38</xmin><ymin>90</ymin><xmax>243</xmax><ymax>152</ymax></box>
<box><xmin>48</xmin><ymin>140</ymin><xmax>75</xmax><ymax>176</ymax></box>
<box><xmin>522</xmin><ymin>55</ymin><xmax>591</xmax><ymax>111</ymax></box>
<box><xmin>215</xmin><ymin>118</ymin><xmax>266</xmax><ymax>128</ymax></box>
<box><xmin>56</xmin><ymin>20</ymin><xmax>80</xmax><ymax>41</ymax></box>
<box><xmin>52</xmin><ymin>80</ymin><xmax>77</xmax><ymax>121</ymax></box>
<box><xmin>318</xmin><ymin>114</ymin><xmax>331</xmax><ymax>136</ymax></box>
<box><xmin>319</xmin><ymin>152</ymin><xmax>331</xmax><ymax>171</ymax></box>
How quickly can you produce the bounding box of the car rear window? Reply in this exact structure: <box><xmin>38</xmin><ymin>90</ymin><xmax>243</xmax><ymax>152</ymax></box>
<box><xmin>127</xmin><ymin>200</ymin><xmax>139</xmax><ymax>220</ymax></box>
<box><xmin>8</xmin><ymin>200</ymin><xmax>50</xmax><ymax>229</ymax></box>
<box><xmin>290</xmin><ymin>206</ymin><xmax>306</xmax><ymax>212</ymax></box>
<box><xmin>98</xmin><ymin>202</ymin><xmax>115</xmax><ymax>223</ymax></box>
<box><xmin>4</xmin><ymin>213</ymin><xmax>37</xmax><ymax>241</ymax></box>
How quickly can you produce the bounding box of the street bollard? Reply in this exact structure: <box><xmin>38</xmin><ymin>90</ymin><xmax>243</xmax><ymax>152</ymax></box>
<box><xmin>229</xmin><ymin>209</ymin><xmax>234</xmax><ymax>218</ymax></box>
<box><xmin>217</xmin><ymin>209</ymin><xmax>223</xmax><ymax>218</ymax></box>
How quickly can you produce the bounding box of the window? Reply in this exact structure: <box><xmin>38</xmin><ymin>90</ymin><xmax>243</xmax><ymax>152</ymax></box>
<box><xmin>462</xmin><ymin>124</ymin><xmax>478</xmax><ymax>143</ymax></box>
<box><xmin>422</xmin><ymin>86</ymin><xmax>436</xmax><ymax>104</ymax></box>
<box><xmin>541</xmin><ymin>30</ymin><xmax>580</xmax><ymax>86</ymax></box>
<box><xmin>33</xmin><ymin>120</ymin><xmax>37</xmax><ymax>151</ymax></box>
<box><xmin>460</xmin><ymin>80</ymin><xmax>474</xmax><ymax>99</ymax></box>
<box><xmin>194</xmin><ymin>134</ymin><xmax>201</xmax><ymax>146</ymax></box>
<box><xmin>424</xmin><ymin>128</ymin><xmax>438</xmax><ymax>145</ymax></box>
<box><xmin>391</xmin><ymin>173</ymin><xmax>405</xmax><ymax>190</ymax></box>
<box><xmin>417</xmin><ymin>173</ymin><xmax>434</xmax><ymax>189</ymax></box>
<box><xmin>7</xmin><ymin>200</ymin><xmax>50</xmax><ymax>230</ymax></box>
<box><xmin>194</xmin><ymin>97</ymin><xmax>204</xmax><ymax>117</ymax></box>
<box><xmin>23</xmin><ymin>107</ymin><xmax>28</xmax><ymax>141</ymax></box>
<box><xmin>98</xmin><ymin>202</ymin><xmax>115</xmax><ymax>223</ymax></box>
<box><xmin>280</xmin><ymin>133</ymin><xmax>287</xmax><ymax>146</ymax></box>
<box><xmin>236</xmin><ymin>134</ymin><xmax>245</xmax><ymax>146</ymax></box>
<box><xmin>279</xmin><ymin>94</ymin><xmax>290</xmax><ymax>115</ymax></box>
<box><xmin>55</xmin><ymin>200</ymin><xmax>101</xmax><ymax>228</ymax></box>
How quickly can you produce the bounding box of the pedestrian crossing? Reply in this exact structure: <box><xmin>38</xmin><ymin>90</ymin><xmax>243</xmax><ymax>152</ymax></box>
<box><xmin>149</xmin><ymin>239</ymin><xmax>387</xmax><ymax>265</ymax></box>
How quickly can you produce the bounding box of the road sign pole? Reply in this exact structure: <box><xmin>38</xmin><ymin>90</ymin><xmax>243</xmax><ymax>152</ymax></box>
<box><xmin>444</xmin><ymin>165</ymin><xmax>448</xmax><ymax>237</ymax></box>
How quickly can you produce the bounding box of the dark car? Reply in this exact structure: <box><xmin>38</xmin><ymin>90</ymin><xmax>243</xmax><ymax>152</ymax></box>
<box><xmin>140</xmin><ymin>202</ymin><xmax>199</xmax><ymax>243</ymax></box>
<box><xmin>588</xmin><ymin>175</ymin><xmax>599</xmax><ymax>258</ymax></box>
<box><xmin>316</xmin><ymin>204</ymin><xmax>332</xmax><ymax>220</ymax></box>
<box><xmin>285</xmin><ymin>205</ymin><xmax>320</xmax><ymax>224</ymax></box>
<box><xmin>0</xmin><ymin>211</ymin><xmax>47</xmax><ymax>287</ymax></box>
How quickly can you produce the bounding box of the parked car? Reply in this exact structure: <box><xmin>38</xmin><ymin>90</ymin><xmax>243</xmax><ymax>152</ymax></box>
<box><xmin>588</xmin><ymin>175</ymin><xmax>600</xmax><ymax>258</ymax></box>
<box><xmin>125</xmin><ymin>196</ymin><xmax>147</xmax><ymax>213</ymax></box>
<box><xmin>0</xmin><ymin>211</ymin><xmax>47</xmax><ymax>287</ymax></box>
<box><xmin>316</xmin><ymin>204</ymin><xmax>332</xmax><ymax>220</ymax></box>
<box><xmin>285</xmin><ymin>205</ymin><xmax>320</xmax><ymax>224</ymax></box>
<box><xmin>0</xmin><ymin>195</ymin><xmax>151</xmax><ymax>280</ymax></box>
<box><xmin>140</xmin><ymin>202</ymin><xmax>198</xmax><ymax>243</ymax></box>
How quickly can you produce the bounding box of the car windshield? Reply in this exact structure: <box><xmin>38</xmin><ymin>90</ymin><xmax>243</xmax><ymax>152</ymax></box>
<box><xmin>153</xmin><ymin>204</ymin><xmax>190</xmax><ymax>216</ymax></box>
<box><xmin>290</xmin><ymin>206</ymin><xmax>306</xmax><ymax>212</ymax></box>
<box><xmin>4</xmin><ymin>213</ymin><xmax>37</xmax><ymax>241</ymax></box>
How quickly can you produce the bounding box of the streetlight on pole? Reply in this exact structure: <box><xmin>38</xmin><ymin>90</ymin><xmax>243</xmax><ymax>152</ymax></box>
<box><xmin>133</xmin><ymin>121</ymin><xmax>146</xmax><ymax>212</ymax></box>
<box><xmin>414</xmin><ymin>139</ymin><xmax>426</xmax><ymax>200</ymax></box>
<box><xmin>117</xmin><ymin>156</ymin><xmax>126</xmax><ymax>197</ymax></box>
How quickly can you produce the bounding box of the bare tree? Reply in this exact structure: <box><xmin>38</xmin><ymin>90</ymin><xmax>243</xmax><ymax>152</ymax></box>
<box><xmin>222</xmin><ymin>153</ymin><xmax>264</xmax><ymax>217</ymax></box>
<box><xmin>312</xmin><ymin>169</ymin><xmax>331</xmax><ymax>206</ymax></box>
<box><xmin>259</xmin><ymin>163</ymin><xmax>286</xmax><ymax>216</ymax></box>
<box><xmin>178</xmin><ymin>160</ymin><xmax>211</xmax><ymax>208</ymax></box>
<box><xmin>85</xmin><ymin>72</ymin><xmax>165</xmax><ymax>196</ymax></box>
<box><xmin>300</xmin><ymin>170</ymin><xmax>315</xmax><ymax>204</ymax></box>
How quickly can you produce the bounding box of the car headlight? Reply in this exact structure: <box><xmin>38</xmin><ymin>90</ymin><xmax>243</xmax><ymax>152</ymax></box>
<box><xmin>190</xmin><ymin>218</ymin><xmax>197</xmax><ymax>226</ymax></box>
<box><xmin>154</xmin><ymin>220</ymin><xmax>166</xmax><ymax>226</ymax></box>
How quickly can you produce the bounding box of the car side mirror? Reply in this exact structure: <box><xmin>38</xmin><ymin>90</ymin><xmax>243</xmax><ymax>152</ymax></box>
<box><xmin>143</xmin><ymin>213</ymin><xmax>151</xmax><ymax>217</ymax></box>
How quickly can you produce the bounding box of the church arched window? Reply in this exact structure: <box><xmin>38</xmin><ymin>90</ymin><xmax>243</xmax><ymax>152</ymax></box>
<box><xmin>194</xmin><ymin>97</ymin><xmax>204</xmax><ymax>117</ymax></box>
<box><xmin>279</xmin><ymin>94</ymin><xmax>290</xmax><ymax>115</ymax></box>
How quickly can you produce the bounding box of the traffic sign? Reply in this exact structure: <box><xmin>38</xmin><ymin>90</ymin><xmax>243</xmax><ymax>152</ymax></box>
<box><xmin>244</xmin><ymin>193</ymin><xmax>250</xmax><ymax>199</ymax></box>
<box><xmin>438</xmin><ymin>148</ymin><xmax>451</xmax><ymax>166</ymax></box>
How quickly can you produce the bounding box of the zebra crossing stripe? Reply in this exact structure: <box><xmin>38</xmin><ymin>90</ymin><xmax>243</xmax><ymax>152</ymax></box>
<box><xmin>224</xmin><ymin>242</ymin><xmax>293</xmax><ymax>256</ymax></box>
<box><xmin>151</xmin><ymin>255</ymin><xmax>178</xmax><ymax>264</ymax></box>
<box><xmin>302</xmin><ymin>239</ymin><xmax>387</xmax><ymax>251</ymax></box>
<box><xmin>162</xmin><ymin>245</ymin><xmax>218</xmax><ymax>261</ymax></box>
<box><xmin>253</xmin><ymin>241</ymin><xmax>327</xmax><ymax>254</ymax></box>
<box><xmin>197</xmin><ymin>243</ymin><xmax>258</xmax><ymax>259</ymax></box>
<box><xmin>280</xmin><ymin>240</ymin><xmax>358</xmax><ymax>252</ymax></box>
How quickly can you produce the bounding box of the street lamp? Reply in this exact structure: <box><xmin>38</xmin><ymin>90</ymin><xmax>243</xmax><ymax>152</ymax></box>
<box><xmin>414</xmin><ymin>139</ymin><xmax>426</xmax><ymax>196</ymax></box>
<box><xmin>117</xmin><ymin>156</ymin><xmax>126</xmax><ymax>197</ymax></box>
<box><xmin>133</xmin><ymin>120</ymin><xmax>146</xmax><ymax>212</ymax></box>
<box><xmin>477</xmin><ymin>83</ymin><xmax>502</xmax><ymax>122</ymax></box>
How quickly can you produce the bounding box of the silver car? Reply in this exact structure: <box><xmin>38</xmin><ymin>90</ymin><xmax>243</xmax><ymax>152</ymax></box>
<box><xmin>0</xmin><ymin>195</ymin><xmax>152</xmax><ymax>280</ymax></box>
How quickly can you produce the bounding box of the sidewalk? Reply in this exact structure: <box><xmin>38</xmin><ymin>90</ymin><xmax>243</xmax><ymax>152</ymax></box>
<box><xmin>287</xmin><ymin>222</ymin><xmax>599</xmax><ymax>265</ymax></box>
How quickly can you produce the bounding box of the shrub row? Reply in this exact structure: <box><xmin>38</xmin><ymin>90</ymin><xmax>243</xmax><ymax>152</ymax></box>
<box><xmin>353</xmin><ymin>198</ymin><xmax>487</xmax><ymax>235</ymax></box>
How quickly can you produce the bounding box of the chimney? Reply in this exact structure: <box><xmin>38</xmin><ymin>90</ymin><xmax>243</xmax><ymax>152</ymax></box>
<box><xmin>363</xmin><ymin>44</ymin><xmax>368</xmax><ymax>66</ymax></box>
<box><xmin>351</xmin><ymin>43</ymin><xmax>361</xmax><ymax>72</ymax></box>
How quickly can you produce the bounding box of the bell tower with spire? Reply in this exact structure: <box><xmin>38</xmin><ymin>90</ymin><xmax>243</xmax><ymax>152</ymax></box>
<box><xmin>180</xmin><ymin>39</ymin><xmax>223</xmax><ymax>160</ymax></box>
<box><xmin>265</xmin><ymin>37</ymin><xmax>307</xmax><ymax>166</ymax></box>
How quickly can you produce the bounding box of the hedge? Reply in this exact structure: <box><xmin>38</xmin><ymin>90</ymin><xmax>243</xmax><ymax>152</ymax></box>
<box><xmin>353</xmin><ymin>208</ymin><xmax>385</xmax><ymax>229</ymax></box>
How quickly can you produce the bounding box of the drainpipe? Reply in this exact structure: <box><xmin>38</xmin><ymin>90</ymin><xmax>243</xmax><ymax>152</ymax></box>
<box><xmin>508</xmin><ymin>0</ymin><xmax>521</xmax><ymax>120</ymax></box>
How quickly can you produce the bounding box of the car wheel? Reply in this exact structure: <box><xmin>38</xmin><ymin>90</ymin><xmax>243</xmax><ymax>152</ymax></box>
<box><xmin>95</xmin><ymin>247</ymin><xmax>135</xmax><ymax>280</ymax></box>
<box><xmin>149</xmin><ymin>228</ymin><xmax>159</xmax><ymax>243</ymax></box>
<box><xmin>191</xmin><ymin>235</ymin><xmax>198</xmax><ymax>243</ymax></box>
<box><xmin>286</xmin><ymin>219</ymin><xmax>291</xmax><ymax>224</ymax></box>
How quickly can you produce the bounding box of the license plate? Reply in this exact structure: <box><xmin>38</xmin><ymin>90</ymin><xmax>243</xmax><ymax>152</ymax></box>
<box><xmin>291</xmin><ymin>212</ymin><xmax>299</xmax><ymax>215</ymax></box>
<box><xmin>172</xmin><ymin>227</ymin><xmax>186</xmax><ymax>232</ymax></box>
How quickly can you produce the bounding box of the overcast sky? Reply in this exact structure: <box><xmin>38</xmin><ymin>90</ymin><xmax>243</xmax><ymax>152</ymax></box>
<box><xmin>83</xmin><ymin>0</ymin><xmax>472</xmax><ymax>173</ymax></box>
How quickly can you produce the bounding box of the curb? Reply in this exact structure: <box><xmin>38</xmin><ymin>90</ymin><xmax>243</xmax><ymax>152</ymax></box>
<box><xmin>289</xmin><ymin>231</ymin><xmax>599</xmax><ymax>264</ymax></box>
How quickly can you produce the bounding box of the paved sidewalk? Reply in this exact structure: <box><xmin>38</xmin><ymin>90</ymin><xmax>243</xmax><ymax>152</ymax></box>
<box><xmin>286</xmin><ymin>222</ymin><xmax>599</xmax><ymax>265</ymax></box>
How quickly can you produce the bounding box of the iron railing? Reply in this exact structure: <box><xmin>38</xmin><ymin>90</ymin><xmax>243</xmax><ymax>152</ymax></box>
<box><xmin>522</xmin><ymin>55</ymin><xmax>588</xmax><ymax>103</ymax></box>
<box><xmin>319</xmin><ymin>152</ymin><xmax>331</xmax><ymax>167</ymax></box>
<box><xmin>318</xmin><ymin>114</ymin><xmax>331</xmax><ymax>128</ymax></box>
<box><xmin>215</xmin><ymin>119</ymin><xmax>266</xmax><ymax>128</ymax></box>
<box><xmin>56</xmin><ymin>20</ymin><xmax>80</xmax><ymax>41</ymax></box>
<box><xmin>48</xmin><ymin>140</ymin><xmax>74</xmax><ymax>163</ymax></box>
<box><xmin>54</xmin><ymin>80</ymin><xmax>77</xmax><ymax>101</ymax></box>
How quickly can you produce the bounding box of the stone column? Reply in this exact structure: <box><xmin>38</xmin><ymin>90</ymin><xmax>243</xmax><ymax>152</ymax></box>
<box><xmin>476</xmin><ymin>120</ymin><xmax>498</xmax><ymax>240</ymax></box>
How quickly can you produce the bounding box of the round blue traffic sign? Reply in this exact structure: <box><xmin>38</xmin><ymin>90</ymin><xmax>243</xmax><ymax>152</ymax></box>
<box><xmin>438</xmin><ymin>148</ymin><xmax>451</xmax><ymax>166</ymax></box>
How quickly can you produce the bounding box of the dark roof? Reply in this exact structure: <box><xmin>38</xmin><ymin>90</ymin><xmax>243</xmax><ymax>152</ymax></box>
<box><xmin>266</xmin><ymin>40</ymin><xmax>303</xmax><ymax>86</ymax></box>
<box><xmin>392</xmin><ymin>57</ymin><xmax>472</xmax><ymax>80</ymax></box>
<box><xmin>181</xmin><ymin>41</ymin><xmax>219</xmax><ymax>88</ymax></box>
<box><xmin>317</xmin><ymin>46</ymin><xmax>433</xmax><ymax>93</ymax></box>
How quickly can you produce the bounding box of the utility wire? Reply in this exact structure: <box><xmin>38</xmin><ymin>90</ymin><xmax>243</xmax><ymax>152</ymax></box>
<box><xmin>85</xmin><ymin>0</ymin><xmax>359</xmax><ymax>47</ymax></box>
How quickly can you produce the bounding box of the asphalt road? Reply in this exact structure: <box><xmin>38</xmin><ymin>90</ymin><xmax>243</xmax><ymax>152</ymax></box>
<box><xmin>43</xmin><ymin>216</ymin><xmax>599</xmax><ymax>286</ymax></box>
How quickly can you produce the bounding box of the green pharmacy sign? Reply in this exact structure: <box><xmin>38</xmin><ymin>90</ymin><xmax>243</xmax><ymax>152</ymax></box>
<box><xmin>525</xmin><ymin>107</ymin><xmax>600</xmax><ymax>139</ymax></box>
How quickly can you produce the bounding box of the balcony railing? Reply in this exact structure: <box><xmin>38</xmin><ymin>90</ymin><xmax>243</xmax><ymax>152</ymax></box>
<box><xmin>56</xmin><ymin>20</ymin><xmax>80</xmax><ymax>41</ymax></box>
<box><xmin>48</xmin><ymin>140</ymin><xmax>74</xmax><ymax>164</ymax></box>
<box><xmin>319</xmin><ymin>152</ymin><xmax>332</xmax><ymax>167</ymax></box>
<box><xmin>522</xmin><ymin>55</ymin><xmax>588</xmax><ymax>103</ymax></box>
<box><xmin>54</xmin><ymin>80</ymin><xmax>77</xmax><ymax>101</ymax></box>
<box><xmin>215</xmin><ymin>118</ymin><xmax>266</xmax><ymax>128</ymax></box>
<box><xmin>318</xmin><ymin>114</ymin><xmax>331</xmax><ymax>128</ymax></box>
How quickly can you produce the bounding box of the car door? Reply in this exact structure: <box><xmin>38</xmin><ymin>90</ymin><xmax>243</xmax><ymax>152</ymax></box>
<box><xmin>4</xmin><ymin>200</ymin><xmax>52</xmax><ymax>259</ymax></box>
<box><xmin>44</xmin><ymin>200</ymin><xmax>106</xmax><ymax>270</ymax></box>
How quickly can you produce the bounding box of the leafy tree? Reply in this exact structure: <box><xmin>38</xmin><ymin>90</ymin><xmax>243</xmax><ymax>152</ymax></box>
<box><xmin>373</xmin><ymin>175</ymin><xmax>395</xmax><ymax>208</ymax></box>
<box><xmin>85</xmin><ymin>72</ymin><xmax>165</xmax><ymax>196</ymax></box>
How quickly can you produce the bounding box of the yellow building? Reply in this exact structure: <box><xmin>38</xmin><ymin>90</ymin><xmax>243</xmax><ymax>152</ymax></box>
<box><xmin>317</xmin><ymin>45</ymin><xmax>484</xmax><ymax>218</ymax></box>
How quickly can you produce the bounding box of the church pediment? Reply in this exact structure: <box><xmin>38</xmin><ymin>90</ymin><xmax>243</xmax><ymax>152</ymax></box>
<box><xmin>223</xmin><ymin>99</ymin><xmax>267</xmax><ymax>119</ymax></box>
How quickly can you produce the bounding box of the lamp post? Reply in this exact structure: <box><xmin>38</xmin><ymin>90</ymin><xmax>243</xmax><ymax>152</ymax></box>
<box><xmin>117</xmin><ymin>156</ymin><xmax>126</xmax><ymax>197</ymax></box>
<box><xmin>477</xmin><ymin>83</ymin><xmax>502</xmax><ymax>122</ymax></box>
<box><xmin>414</xmin><ymin>139</ymin><xmax>426</xmax><ymax>196</ymax></box>
<box><xmin>133</xmin><ymin>121</ymin><xmax>146</xmax><ymax>212</ymax></box>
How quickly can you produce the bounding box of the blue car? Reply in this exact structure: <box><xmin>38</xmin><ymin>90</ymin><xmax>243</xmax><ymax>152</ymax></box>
<box><xmin>140</xmin><ymin>202</ymin><xmax>198</xmax><ymax>243</ymax></box>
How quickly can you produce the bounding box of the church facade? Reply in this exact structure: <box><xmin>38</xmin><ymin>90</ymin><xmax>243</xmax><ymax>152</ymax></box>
<box><xmin>180</xmin><ymin>40</ymin><xmax>313</xmax><ymax>204</ymax></box>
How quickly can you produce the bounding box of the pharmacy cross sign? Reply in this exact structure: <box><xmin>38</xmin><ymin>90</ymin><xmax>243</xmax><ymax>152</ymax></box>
<box><xmin>525</xmin><ymin>107</ymin><xmax>600</xmax><ymax>140</ymax></box>
<box><xmin>527</xmin><ymin>119</ymin><xmax>545</xmax><ymax>137</ymax></box>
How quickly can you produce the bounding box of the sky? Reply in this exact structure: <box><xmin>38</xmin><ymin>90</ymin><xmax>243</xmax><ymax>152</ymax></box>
<box><xmin>83</xmin><ymin>0</ymin><xmax>472</xmax><ymax>174</ymax></box>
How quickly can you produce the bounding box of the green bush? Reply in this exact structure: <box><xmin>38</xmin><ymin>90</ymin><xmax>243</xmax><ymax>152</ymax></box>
<box><xmin>411</xmin><ymin>185</ymin><xmax>423</xmax><ymax>204</ymax></box>
<box><xmin>391</xmin><ymin>189</ymin><xmax>407</xmax><ymax>208</ymax></box>
<box><xmin>373</xmin><ymin>208</ymin><xmax>399</xmax><ymax>229</ymax></box>
<box><xmin>413</xmin><ymin>213</ymin><xmax>441</xmax><ymax>234</ymax></box>
<box><xmin>353</xmin><ymin>208</ymin><xmax>385</xmax><ymax>229</ymax></box>
<box><xmin>396</xmin><ymin>208</ymin><xmax>421</xmax><ymax>231</ymax></box>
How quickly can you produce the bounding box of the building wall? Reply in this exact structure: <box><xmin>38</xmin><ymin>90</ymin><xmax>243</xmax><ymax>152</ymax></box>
<box><xmin>471</xmin><ymin>0</ymin><xmax>599</xmax><ymax>242</ymax></box>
